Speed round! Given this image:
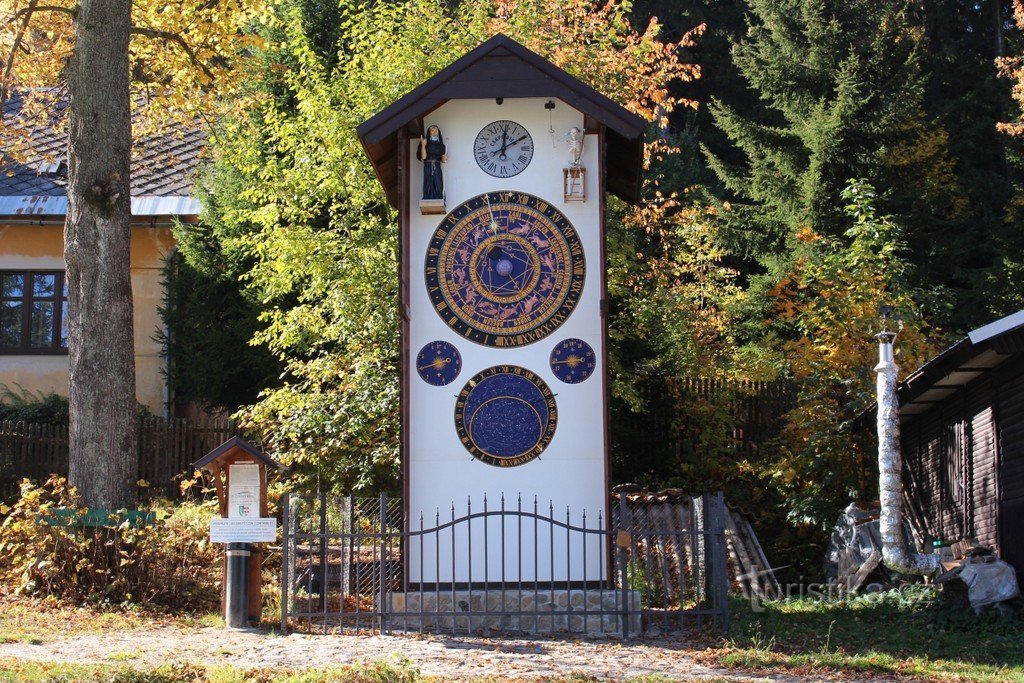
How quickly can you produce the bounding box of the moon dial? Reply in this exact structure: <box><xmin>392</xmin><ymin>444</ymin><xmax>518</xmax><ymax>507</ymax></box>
<box><xmin>549</xmin><ymin>338</ymin><xmax>596</xmax><ymax>384</ymax></box>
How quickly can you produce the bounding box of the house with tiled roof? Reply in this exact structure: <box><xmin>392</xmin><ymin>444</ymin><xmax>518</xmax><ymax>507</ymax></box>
<box><xmin>0</xmin><ymin>93</ymin><xmax>204</xmax><ymax>414</ymax></box>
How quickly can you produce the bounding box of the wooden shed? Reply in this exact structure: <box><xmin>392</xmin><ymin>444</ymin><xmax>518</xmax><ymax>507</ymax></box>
<box><xmin>893</xmin><ymin>309</ymin><xmax>1024</xmax><ymax>575</ymax></box>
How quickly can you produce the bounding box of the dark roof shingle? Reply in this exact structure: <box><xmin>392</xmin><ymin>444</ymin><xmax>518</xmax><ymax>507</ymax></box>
<box><xmin>1</xmin><ymin>91</ymin><xmax>205</xmax><ymax>199</ymax></box>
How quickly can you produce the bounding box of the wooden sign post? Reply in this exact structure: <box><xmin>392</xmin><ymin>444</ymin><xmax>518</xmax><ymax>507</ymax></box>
<box><xmin>194</xmin><ymin>437</ymin><xmax>283</xmax><ymax>629</ymax></box>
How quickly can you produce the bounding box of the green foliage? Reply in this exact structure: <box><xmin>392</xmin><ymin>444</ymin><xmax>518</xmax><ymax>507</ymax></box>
<box><xmin>766</xmin><ymin>181</ymin><xmax>939</xmax><ymax>529</ymax></box>
<box><xmin>0</xmin><ymin>478</ymin><xmax>220</xmax><ymax>609</ymax></box>
<box><xmin>188</xmin><ymin>0</ymin><xmax>697</xmax><ymax>494</ymax></box>
<box><xmin>0</xmin><ymin>388</ymin><xmax>154</xmax><ymax>427</ymax></box>
<box><xmin>0</xmin><ymin>387</ymin><xmax>69</xmax><ymax>426</ymax></box>
<box><xmin>159</xmin><ymin>251</ymin><xmax>282</xmax><ymax>411</ymax></box>
<box><xmin>704</xmin><ymin>0</ymin><xmax>965</xmax><ymax>330</ymax></box>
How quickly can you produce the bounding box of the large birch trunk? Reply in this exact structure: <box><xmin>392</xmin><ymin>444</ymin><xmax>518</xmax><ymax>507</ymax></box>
<box><xmin>64</xmin><ymin>0</ymin><xmax>137</xmax><ymax>509</ymax></box>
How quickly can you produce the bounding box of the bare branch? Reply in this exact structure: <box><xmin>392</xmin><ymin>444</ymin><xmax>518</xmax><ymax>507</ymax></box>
<box><xmin>2</xmin><ymin>3</ymin><xmax>75</xmax><ymax>29</ymax></box>
<box><xmin>129</xmin><ymin>25</ymin><xmax>215</xmax><ymax>81</ymax></box>
<box><xmin>2</xmin><ymin>0</ymin><xmax>40</xmax><ymax>106</ymax></box>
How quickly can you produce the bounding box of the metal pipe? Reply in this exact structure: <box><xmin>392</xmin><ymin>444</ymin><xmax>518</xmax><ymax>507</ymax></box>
<box><xmin>874</xmin><ymin>331</ymin><xmax>940</xmax><ymax>576</ymax></box>
<box><xmin>225</xmin><ymin>543</ymin><xmax>251</xmax><ymax>628</ymax></box>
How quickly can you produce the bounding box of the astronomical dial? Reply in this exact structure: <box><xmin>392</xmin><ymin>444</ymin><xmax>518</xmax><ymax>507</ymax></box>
<box><xmin>549</xmin><ymin>338</ymin><xmax>596</xmax><ymax>384</ymax></box>
<box><xmin>425</xmin><ymin>191</ymin><xmax>585</xmax><ymax>348</ymax></box>
<box><xmin>454</xmin><ymin>365</ymin><xmax>557</xmax><ymax>467</ymax></box>
<box><xmin>473</xmin><ymin>120</ymin><xmax>534</xmax><ymax>178</ymax></box>
<box><xmin>415</xmin><ymin>340</ymin><xmax>462</xmax><ymax>386</ymax></box>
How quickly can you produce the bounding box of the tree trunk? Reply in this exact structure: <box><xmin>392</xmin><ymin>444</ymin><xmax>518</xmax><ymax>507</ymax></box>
<box><xmin>64</xmin><ymin>0</ymin><xmax>137</xmax><ymax>509</ymax></box>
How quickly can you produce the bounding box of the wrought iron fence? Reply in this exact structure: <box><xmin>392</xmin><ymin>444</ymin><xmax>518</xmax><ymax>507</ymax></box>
<box><xmin>281</xmin><ymin>491</ymin><xmax>729</xmax><ymax>638</ymax></box>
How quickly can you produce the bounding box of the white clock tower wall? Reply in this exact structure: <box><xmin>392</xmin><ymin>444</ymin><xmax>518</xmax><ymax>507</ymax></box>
<box><xmin>406</xmin><ymin>98</ymin><xmax>607</xmax><ymax>582</ymax></box>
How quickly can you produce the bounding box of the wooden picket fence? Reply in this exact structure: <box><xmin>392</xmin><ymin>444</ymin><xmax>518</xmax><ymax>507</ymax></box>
<box><xmin>0</xmin><ymin>416</ymin><xmax>239</xmax><ymax>499</ymax></box>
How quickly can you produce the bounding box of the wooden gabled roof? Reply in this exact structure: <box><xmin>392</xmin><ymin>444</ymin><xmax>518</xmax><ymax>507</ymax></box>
<box><xmin>356</xmin><ymin>34</ymin><xmax>648</xmax><ymax>207</ymax></box>
<box><xmin>194</xmin><ymin>436</ymin><xmax>283</xmax><ymax>471</ymax></box>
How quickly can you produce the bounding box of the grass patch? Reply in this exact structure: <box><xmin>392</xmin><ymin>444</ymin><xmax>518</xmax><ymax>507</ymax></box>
<box><xmin>179</xmin><ymin>613</ymin><xmax>225</xmax><ymax>630</ymax></box>
<box><xmin>0</xmin><ymin>597</ymin><xmax>157</xmax><ymax>645</ymax></box>
<box><xmin>106</xmin><ymin>652</ymin><xmax>140</xmax><ymax>662</ymax></box>
<box><xmin>0</xmin><ymin>660</ymin><xmax>707</xmax><ymax>683</ymax></box>
<box><xmin>715</xmin><ymin>586</ymin><xmax>1024</xmax><ymax>681</ymax></box>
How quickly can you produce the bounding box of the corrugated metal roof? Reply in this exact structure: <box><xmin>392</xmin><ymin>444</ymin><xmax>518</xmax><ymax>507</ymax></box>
<box><xmin>1</xmin><ymin>91</ymin><xmax>204</xmax><ymax>215</ymax></box>
<box><xmin>856</xmin><ymin>309</ymin><xmax>1024</xmax><ymax>426</ymax></box>
<box><xmin>0</xmin><ymin>194</ymin><xmax>200</xmax><ymax>217</ymax></box>
<box><xmin>969</xmin><ymin>309</ymin><xmax>1024</xmax><ymax>345</ymax></box>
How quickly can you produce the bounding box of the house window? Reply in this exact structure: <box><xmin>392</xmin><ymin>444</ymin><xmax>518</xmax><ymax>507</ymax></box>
<box><xmin>0</xmin><ymin>271</ymin><xmax>68</xmax><ymax>354</ymax></box>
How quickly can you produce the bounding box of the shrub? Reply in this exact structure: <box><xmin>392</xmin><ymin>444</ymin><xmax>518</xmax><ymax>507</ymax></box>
<box><xmin>0</xmin><ymin>386</ymin><xmax>69</xmax><ymax>425</ymax></box>
<box><xmin>0</xmin><ymin>385</ymin><xmax>155</xmax><ymax>426</ymax></box>
<box><xmin>0</xmin><ymin>477</ymin><xmax>220</xmax><ymax>609</ymax></box>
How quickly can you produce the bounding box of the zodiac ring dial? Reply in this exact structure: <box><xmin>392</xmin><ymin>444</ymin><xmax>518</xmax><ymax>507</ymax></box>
<box><xmin>425</xmin><ymin>191</ymin><xmax>585</xmax><ymax>347</ymax></box>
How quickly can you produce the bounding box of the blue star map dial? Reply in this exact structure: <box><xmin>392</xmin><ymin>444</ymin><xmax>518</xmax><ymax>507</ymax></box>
<box><xmin>549</xmin><ymin>338</ymin><xmax>596</xmax><ymax>384</ymax></box>
<box><xmin>416</xmin><ymin>340</ymin><xmax>462</xmax><ymax>386</ymax></box>
<box><xmin>454</xmin><ymin>365</ymin><xmax>557</xmax><ymax>467</ymax></box>
<box><xmin>425</xmin><ymin>191</ymin><xmax>585</xmax><ymax>347</ymax></box>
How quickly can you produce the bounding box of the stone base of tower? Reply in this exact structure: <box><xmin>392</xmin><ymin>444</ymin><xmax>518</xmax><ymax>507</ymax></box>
<box><xmin>387</xmin><ymin>589</ymin><xmax>640</xmax><ymax>635</ymax></box>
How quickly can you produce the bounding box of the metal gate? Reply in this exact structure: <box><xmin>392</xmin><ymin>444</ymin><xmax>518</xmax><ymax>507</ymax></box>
<box><xmin>280</xmin><ymin>491</ymin><xmax>729</xmax><ymax>637</ymax></box>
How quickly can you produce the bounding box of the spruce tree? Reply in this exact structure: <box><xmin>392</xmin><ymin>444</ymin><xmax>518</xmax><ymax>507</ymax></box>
<box><xmin>705</xmin><ymin>0</ymin><xmax>963</xmax><ymax>301</ymax></box>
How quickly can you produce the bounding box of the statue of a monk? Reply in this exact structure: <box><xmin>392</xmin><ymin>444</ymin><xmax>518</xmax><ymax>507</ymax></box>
<box><xmin>417</xmin><ymin>125</ymin><xmax>447</xmax><ymax>200</ymax></box>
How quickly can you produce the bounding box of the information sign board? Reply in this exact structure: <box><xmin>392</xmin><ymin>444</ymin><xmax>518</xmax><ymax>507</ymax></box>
<box><xmin>210</xmin><ymin>518</ymin><xmax>277</xmax><ymax>543</ymax></box>
<box><xmin>228</xmin><ymin>462</ymin><xmax>260</xmax><ymax>519</ymax></box>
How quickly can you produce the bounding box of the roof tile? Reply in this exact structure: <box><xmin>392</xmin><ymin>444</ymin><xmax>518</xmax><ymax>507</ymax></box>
<box><xmin>1</xmin><ymin>91</ymin><xmax>205</xmax><ymax>200</ymax></box>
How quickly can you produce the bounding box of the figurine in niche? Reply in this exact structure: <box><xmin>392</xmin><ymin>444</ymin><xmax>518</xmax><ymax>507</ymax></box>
<box><xmin>418</xmin><ymin>125</ymin><xmax>447</xmax><ymax>200</ymax></box>
<box><xmin>563</xmin><ymin>127</ymin><xmax>586</xmax><ymax>202</ymax></box>
<box><xmin>567</xmin><ymin>127</ymin><xmax>584</xmax><ymax>168</ymax></box>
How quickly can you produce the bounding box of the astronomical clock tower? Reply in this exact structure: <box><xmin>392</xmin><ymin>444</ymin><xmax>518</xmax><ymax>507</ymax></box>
<box><xmin>358</xmin><ymin>35</ymin><xmax>644</xmax><ymax>582</ymax></box>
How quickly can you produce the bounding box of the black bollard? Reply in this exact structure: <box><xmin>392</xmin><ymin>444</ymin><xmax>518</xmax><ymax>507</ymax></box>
<box><xmin>225</xmin><ymin>542</ymin><xmax>251</xmax><ymax>628</ymax></box>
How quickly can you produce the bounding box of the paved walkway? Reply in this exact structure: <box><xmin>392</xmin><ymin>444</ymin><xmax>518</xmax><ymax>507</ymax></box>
<box><xmin>0</xmin><ymin>626</ymin><xmax>810</xmax><ymax>681</ymax></box>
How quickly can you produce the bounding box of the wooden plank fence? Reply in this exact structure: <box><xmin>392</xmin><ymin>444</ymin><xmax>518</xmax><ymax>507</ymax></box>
<box><xmin>676</xmin><ymin>378</ymin><xmax>797</xmax><ymax>458</ymax></box>
<box><xmin>615</xmin><ymin>378</ymin><xmax>797</xmax><ymax>475</ymax></box>
<box><xmin>0</xmin><ymin>416</ymin><xmax>239</xmax><ymax>499</ymax></box>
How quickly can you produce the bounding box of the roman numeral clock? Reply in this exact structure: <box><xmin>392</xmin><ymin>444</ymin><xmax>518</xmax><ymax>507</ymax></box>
<box><xmin>357</xmin><ymin>35</ymin><xmax>645</xmax><ymax>583</ymax></box>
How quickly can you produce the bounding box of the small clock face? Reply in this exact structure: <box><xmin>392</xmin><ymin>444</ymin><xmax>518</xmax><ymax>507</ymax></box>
<box><xmin>454</xmin><ymin>365</ymin><xmax>557</xmax><ymax>467</ymax></box>
<box><xmin>549</xmin><ymin>338</ymin><xmax>596</xmax><ymax>384</ymax></box>
<box><xmin>416</xmin><ymin>340</ymin><xmax>462</xmax><ymax>386</ymax></box>
<box><xmin>474</xmin><ymin>120</ymin><xmax>534</xmax><ymax>178</ymax></box>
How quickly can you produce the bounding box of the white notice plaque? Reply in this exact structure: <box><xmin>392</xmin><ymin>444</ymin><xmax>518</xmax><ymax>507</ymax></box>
<box><xmin>210</xmin><ymin>517</ymin><xmax>277</xmax><ymax>543</ymax></box>
<box><xmin>228</xmin><ymin>462</ymin><xmax>260</xmax><ymax>519</ymax></box>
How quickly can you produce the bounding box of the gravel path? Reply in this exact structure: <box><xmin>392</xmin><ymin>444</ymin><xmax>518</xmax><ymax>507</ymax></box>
<box><xmin>0</xmin><ymin>626</ymin><xmax>809</xmax><ymax>681</ymax></box>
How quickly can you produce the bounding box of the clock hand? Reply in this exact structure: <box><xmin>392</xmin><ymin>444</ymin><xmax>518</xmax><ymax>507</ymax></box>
<box><xmin>484</xmin><ymin>195</ymin><xmax>500</xmax><ymax>233</ymax></box>
<box><xmin>490</xmin><ymin>134</ymin><xmax>530</xmax><ymax>157</ymax></box>
<box><xmin>507</xmin><ymin>134</ymin><xmax>529</xmax><ymax>148</ymax></box>
<box><xmin>417</xmin><ymin>357</ymin><xmax>451</xmax><ymax>371</ymax></box>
